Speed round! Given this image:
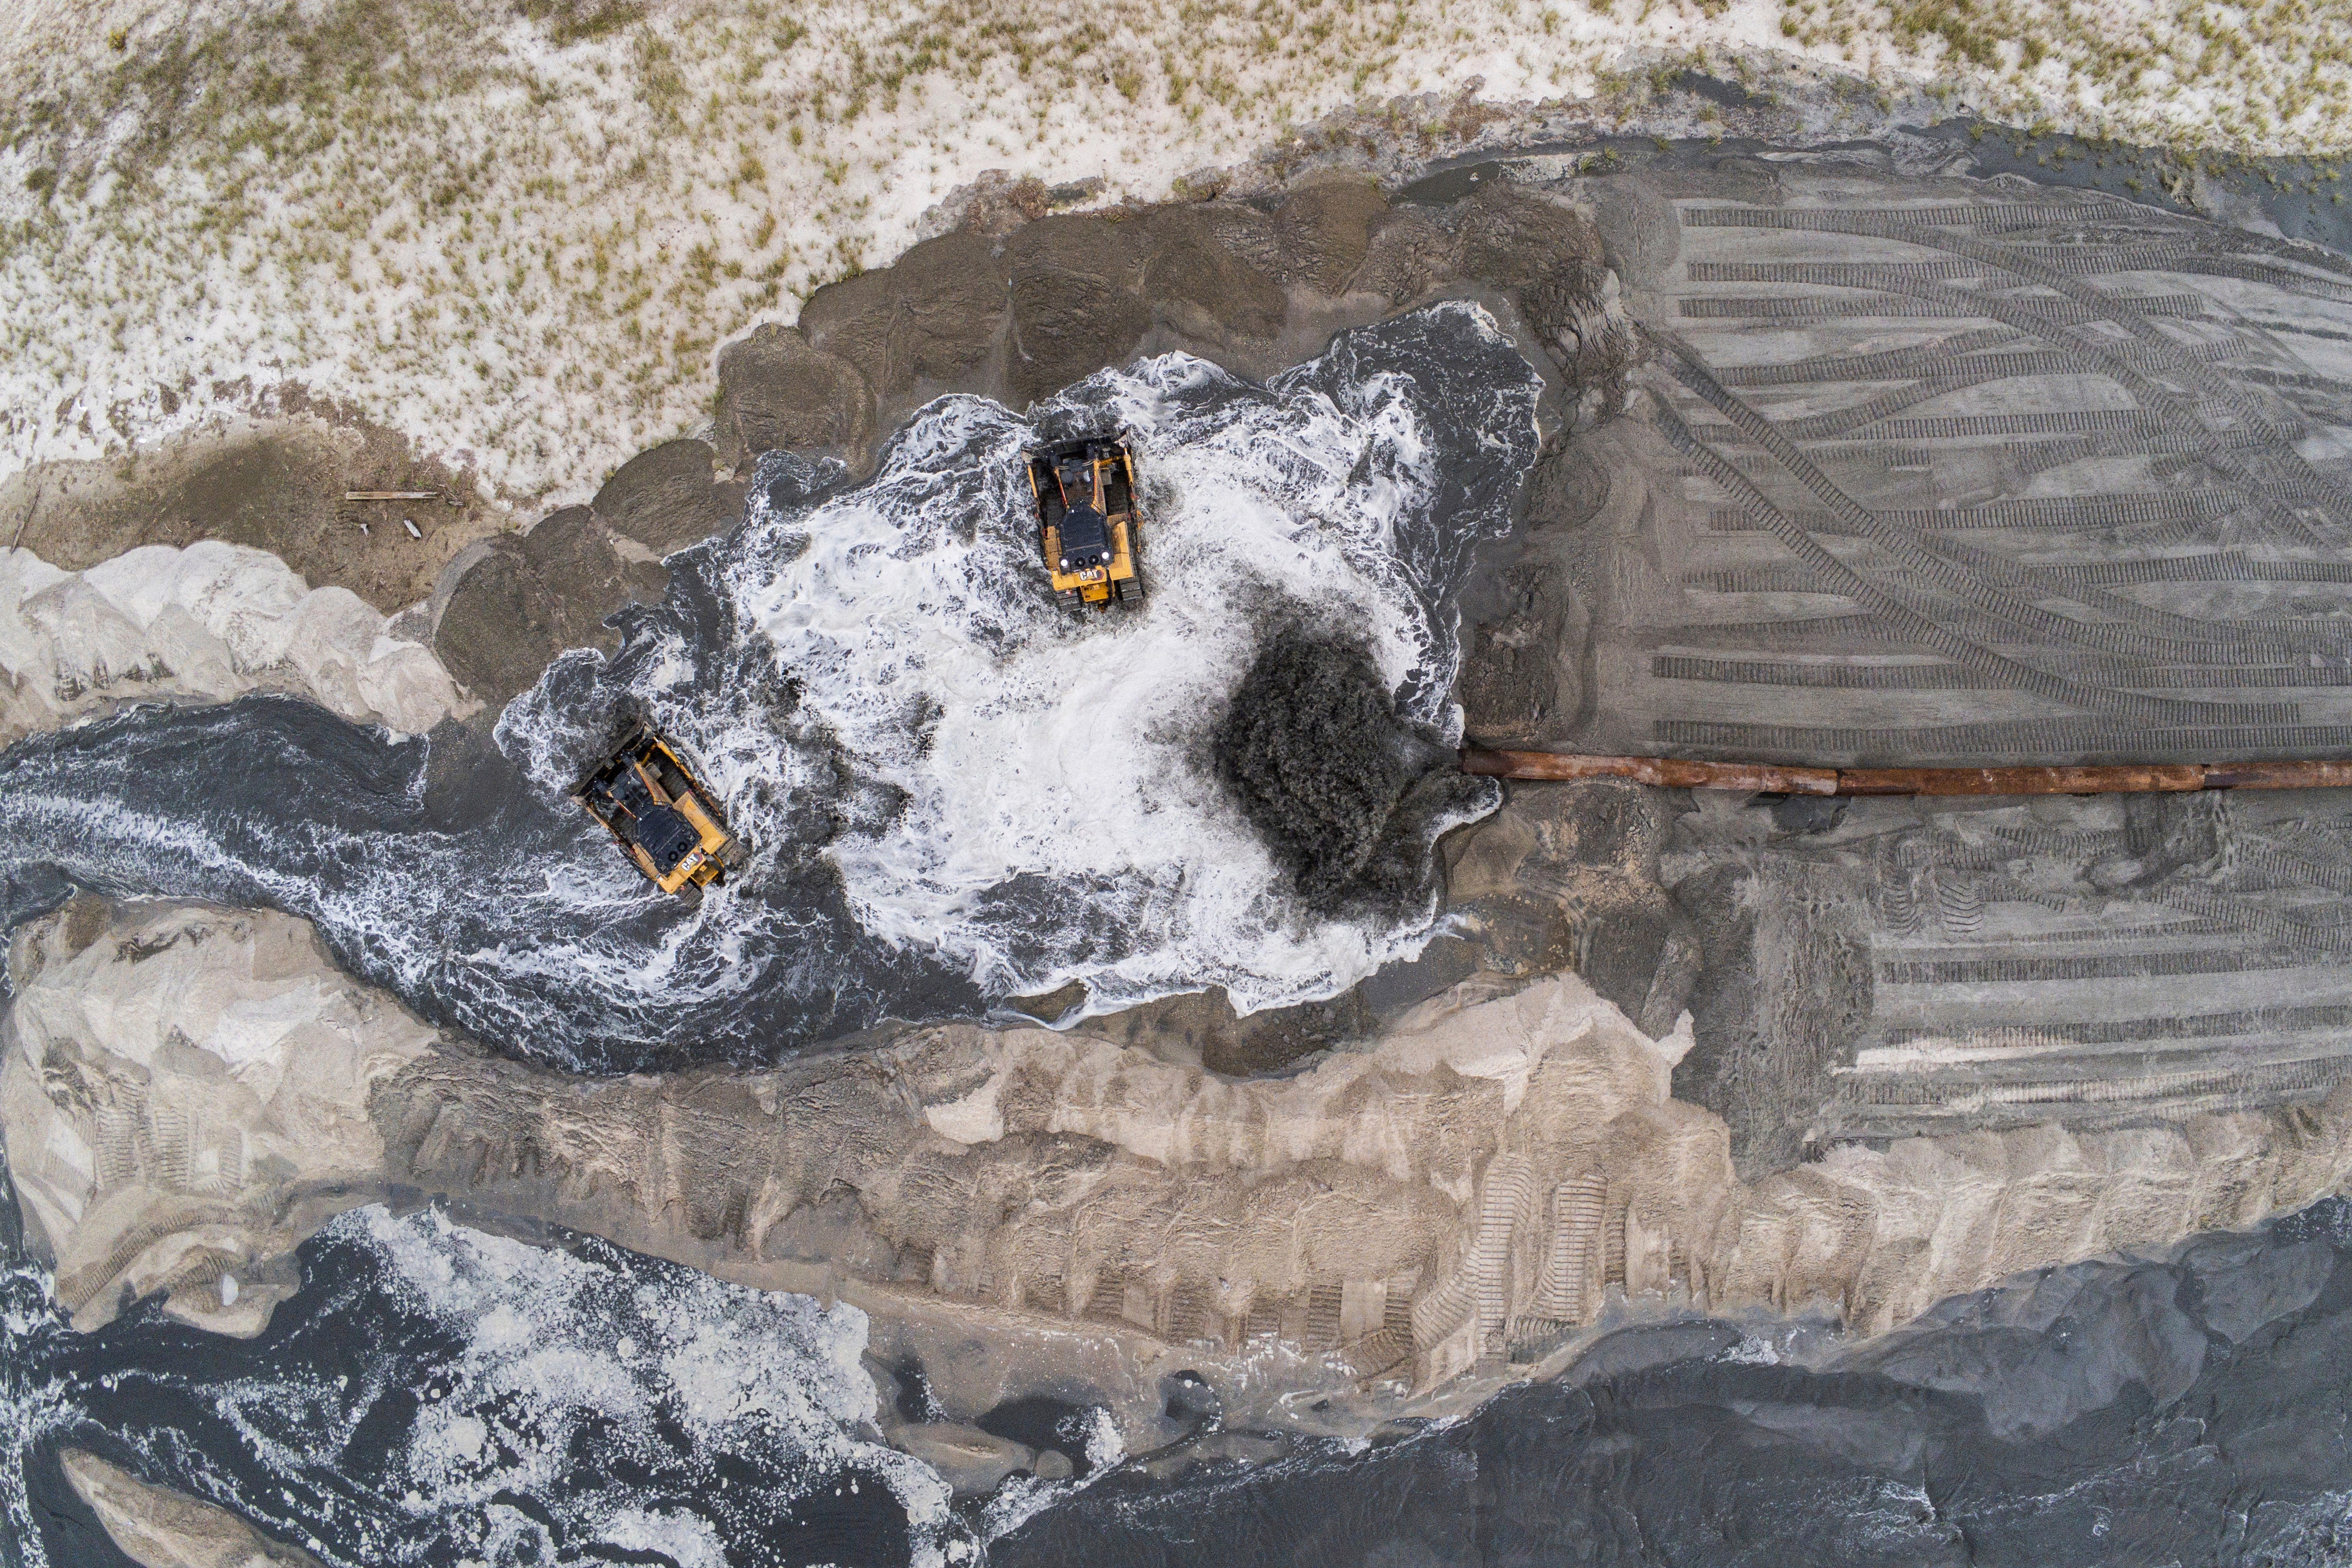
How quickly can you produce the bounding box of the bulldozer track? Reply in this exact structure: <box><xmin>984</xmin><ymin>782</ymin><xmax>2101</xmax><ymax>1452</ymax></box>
<box><xmin>1462</xmin><ymin>748</ymin><xmax>2352</xmax><ymax>796</ymax></box>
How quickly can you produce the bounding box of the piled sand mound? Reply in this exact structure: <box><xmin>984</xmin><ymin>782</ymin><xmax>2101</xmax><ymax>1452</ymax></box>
<box><xmin>0</xmin><ymin>899</ymin><xmax>437</xmax><ymax>1333</ymax></box>
<box><xmin>0</xmin><ymin>542</ymin><xmax>466</xmax><ymax>746</ymax></box>
<box><xmin>57</xmin><ymin>1451</ymin><xmax>322</xmax><ymax>1568</ymax></box>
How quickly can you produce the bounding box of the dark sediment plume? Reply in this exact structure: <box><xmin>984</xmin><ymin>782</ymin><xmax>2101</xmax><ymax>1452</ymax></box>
<box><xmin>1214</xmin><ymin>626</ymin><xmax>1485</xmax><ymax>911</ymax></box>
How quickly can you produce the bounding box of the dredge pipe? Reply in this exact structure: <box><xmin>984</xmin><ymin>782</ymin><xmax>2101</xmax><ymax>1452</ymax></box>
<box><xmin>1459</xmin><ymin>750</ymin><xmax>2352</xmax><ymax>797</ymax></box>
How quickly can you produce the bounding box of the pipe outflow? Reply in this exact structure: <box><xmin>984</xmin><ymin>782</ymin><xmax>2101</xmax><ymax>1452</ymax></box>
<box><xmin>1459</xmin><ymin>749</ymin><xmax>2352</xmax><ymax>797</ymax></box>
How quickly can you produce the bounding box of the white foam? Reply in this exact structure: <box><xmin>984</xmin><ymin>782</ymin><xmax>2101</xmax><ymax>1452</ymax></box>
<box><xmin>758</xmin><ymin>328</ymin><xmax>1525</xmax><ymax>1009</ymax></box>
<box><xmin>0</xmin><ymin>738</ymin><xmax>772</xmax><ymax>1071</ymax></box>
<box><xmin>596</xmin><ymin>1507</ymin><xmax>729</xmax><ymax>1568</ymax></box>
<box><xmin>0</xmin><ymin>1261</ymin><xmax>72</xmax><ymax>1568</ymax></box>
<box><xmin>0</xmin><ymin>1191</ymin><xmax>961</xmax><ymax>1567</ymax></box>
<box><xmin>505</xmin><ymin>306</ymin><xmax>1539</xmax><ymax>1018</ymax></box>
<box><xmin>0</xmin><ymin>311</ymin><xmax>1528</xmax><ymax>1064</ymax></box>
<box><xmin>199</xmin><ymin>1207</ymin><xmax>966</xmax><ymax>1566</ymax></box>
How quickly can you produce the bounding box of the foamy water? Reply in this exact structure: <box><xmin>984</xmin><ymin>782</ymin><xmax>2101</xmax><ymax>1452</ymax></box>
<box><xmin>502</xmin><ymin>301</ymin><xmax>1537</xmax><ymax>1014</ymax></box>
<box><xmin>0</xmin><ymin>1205</ymin><xmax>968</xmax><ymax>1567</ymax></box>
<box><xmin>0</xmin><ymin>305</ymin><xmax>1536</xmax><ymax>1066</ymax></box>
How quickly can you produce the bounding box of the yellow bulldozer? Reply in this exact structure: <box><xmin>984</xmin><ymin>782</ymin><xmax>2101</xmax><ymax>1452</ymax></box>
<box><xmin>1025</xmin><ymin>434</ymin><xmax>1145</xmax><ymax>609</ymax></box>
<box><xmin>572</xmin><ymin>722</ymin><xmax>747</xmax><ymax>897</ymax></box>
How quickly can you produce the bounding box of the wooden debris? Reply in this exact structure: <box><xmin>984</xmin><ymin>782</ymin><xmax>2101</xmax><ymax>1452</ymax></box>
<box><xmin>343</xmin><ymin>490</ymin><xmax>437</xmax><ymax>502</ymax></box>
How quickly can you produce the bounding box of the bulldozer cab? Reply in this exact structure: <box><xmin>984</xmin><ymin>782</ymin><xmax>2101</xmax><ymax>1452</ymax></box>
<box><xmin>584</xmin><ymin>764</ymin><xmax>700</xmax><ymax>870</ymax></box>
<box><xmin>1054</xmin><ymin>457</ymin><xmax>1113</xmax><ymax>571</ymax></box>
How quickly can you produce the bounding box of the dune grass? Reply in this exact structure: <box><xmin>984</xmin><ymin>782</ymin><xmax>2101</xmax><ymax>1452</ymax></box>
<box><xmin>0</xmin><ymin>0</ymin><xmax>2341</xmax><ymax>505</ymax></box>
